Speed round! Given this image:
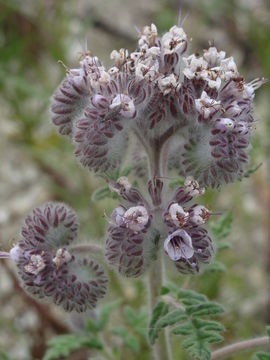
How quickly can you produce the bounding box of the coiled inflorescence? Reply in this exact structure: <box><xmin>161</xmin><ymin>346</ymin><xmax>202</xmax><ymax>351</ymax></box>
<box><xmin>106</xmin><ymin>176</ymin><xmax>214</xmax><ymax>276</ymax></box>
<box><xmin>9</xmin><ymin>203</ymin><xmax>107</xmax><ymax>312</ymax></box>
<box><xmin>51</xmin><ymin>23</ymin><xmax>264</xmax><ymax>187</ymax></box>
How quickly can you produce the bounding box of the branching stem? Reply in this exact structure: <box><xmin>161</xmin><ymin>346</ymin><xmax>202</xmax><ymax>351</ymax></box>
<box><xmin>145</xmin><ymin>132</ymin><xmax>173</xmax><ymax>360</ymax></box>
<box><xmin>211</xmin><ymin>336</ymin><xmax>270</xmax><ymax>360</ymax></box>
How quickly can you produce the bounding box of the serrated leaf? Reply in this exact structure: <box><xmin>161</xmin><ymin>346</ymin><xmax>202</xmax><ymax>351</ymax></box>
<box><xmin>124</xmin><ymin>306</ymin><xmax>148</xmax><ymax>337</ymax></box>
<box><xmin>160</xmin><ymin>282</ymin><xmax>179</xmax><ymax>297</ymax></box>
<box><xmin>150</xmin><ymin>310</ymin><xmax>187</xmax><ymax>344</ymax></box>
<box><xmin>177</xmin><ymin>289</ymin><xmax>208</xmax><ymax>304</ymax></box>
<box><xmin>216</xmin><ymin>241</ymin><xmax>232</xmax><ymax>250</ymax></box>
<box><xmin>87</xmin><ymin>300</ymin><xmax>121</xmax><ymax>333</ymax></box>
<box><xmin>91</xmin><ymin>186</ymin><xmax>116</xmax><ymax>202</ymax></box>
<box><xmin>186</xmin><ymin>302</ymin><xmax>224</xmax><ymax>317</ymax></box>
<box><xmin>148</xmin><ymin>301</ymin><xmax>169</xmax><ymax>344</ymax></box>
<box><xmin>43</xmin><ymin>335</ymin><xmax>102</xmax><ymax>360</ymax></box>
<box><xmin>256</xmin><ymin>352</ymin><xmax>270</xmax><ymax>360</ymax></box>
<box><xmin>210</xmin><ymin>210</ymin><xmax>233</xmax><ymax>241</ymax></box>
<box><xmin>202</xmin><ymin>260</ymin><xmax>227</xmax><ymax>273</ymax></box>
<box><xmin>198</xmin><ymin>330</ymin><xmax>224</xmax><ymax>343</ymax></box>
<box><xmin>120</xmin><ymin>166</ymin><xmax>132</xmax><ymax>177</ymax></box>
<box><xmin>124</xmin><ymin>306</ymin><xmax>138</xmax><ymax>326</ymax></box>
<box><xmin>173</xmin><ymin>322</ymin><xmax>193</xmax><ymax>336</ymax></box>
<box><xmin>112</xmin><ymin>327</ymin><xmax>140</xmax><ymax>353</ymax></box>
<box><xmin>182</xmin><ymin>337</ymin><xmax>211</xmax><ymax>360</ymax></box>
<box><xmin>192</xmin><ymin>319</ymin><xmax>225</xmax><ymax>332</ymax></box>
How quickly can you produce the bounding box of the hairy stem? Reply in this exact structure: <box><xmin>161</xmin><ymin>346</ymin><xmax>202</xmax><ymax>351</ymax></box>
<box><xmin>211</xmin><ymin>336</ymin><xmax>270</xmax><ymax>360</ymax></box>
<box><xmin>146</xmin><ymin>133</ymin><xmax>173</xmax><ymax>360</ymax></box>
<box><xmin>148</xmin><ymin>254</ymin><xmax>173</xmax><ymax>360</ymax></box>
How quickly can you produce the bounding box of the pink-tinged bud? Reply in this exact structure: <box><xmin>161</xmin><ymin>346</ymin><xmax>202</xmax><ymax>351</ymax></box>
<box><xmin>9</xmin><ymin>245</ymin><xmax>22</xmax><ymax>262</ymax></box>
<box><xmin>215</xmin><ymin>118</ymin><xmax>235</xmax><ymax>132</ymax></box>
<box><xmin>92</xmin><ymin>94</ymin><xmax>110</xmax><ymax>114</ymax></box>
<box><xmin>164</xmin><ymin>230</ymin><xmax>194</xmax><ymax>261</ymax></box>
<box><xmin>110</xmin><ymin>94</ymin><xmax>136</xmax><ymax>119</ymax></box>
<box><xmin>110</xmin><ymin>206</ymin><xmax>126</xmax><ymax>226</ymax></box>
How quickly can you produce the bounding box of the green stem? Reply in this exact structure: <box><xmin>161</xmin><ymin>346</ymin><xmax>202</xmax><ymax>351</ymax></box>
<box><xmin>148</xmin><ymin>254</ymin><xmax>173</xmax><ymax>360</ymax></box>
<box><xmin>211</xmin><ymin>336</ymin><xmax>270</xmax><ymax>360</ymax></box>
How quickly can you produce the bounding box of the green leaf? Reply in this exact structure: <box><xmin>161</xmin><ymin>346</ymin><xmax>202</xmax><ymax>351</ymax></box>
<box><xmin>91</xmin><ymin>186</ymin><xmax>116</xmax><ymax>202</ymax></box>
<box><xmin>148</xmin><ymin>301</ymin><xmax>169</xmax><ymax>344</ymax></box>
<box><xmin>210</xmin><ymin>210</ymin><xmax>233</xmax><ymax>241</ymax></box>
<box><xmin>202</xmin><ymin>260</ymin><xmax>227</xmax><ymax>273</ymax></box>
<box><xmin>43</xmin><ymin>335</ymin><xmax>102</xmax><ymax>360</ymax></box>
<box><xmin>192</xmin><ymin>319</ymin><xmax>225</xmax><ymax>333</ymax></box>
<box><xmin>163</xmin><ymin>287</ymin><xmax>225</xmax><ymax>360</ymax></box>
<box><xmin>173</xmin><ymin>322</ymin><xmax>193</xmax><ymax>336</ymax></box>
<box><xmin>120</xmin><ymin>166</ymin><xmax>132</xmax><ymax>177</ymax></box>
<box><xmin>267</xmin><ymin>326</ymin><xmax>270</xmax><ymax>338</ymax></box>
<box><xmin>182</xmin><ymin>337</ymin><xmax>211</xmax><ymax>360</ymax></box>
<box><xmin>150</xmin><ymin>310</ymin><xmax>187</xmax><ymax>344</ymax></box>
<box><xmin>124</xmin><ymin>306</ymin><xmax>148</xmax><ymax>337</ymax></box>
<box><xmin>97</xmin><ymin>300</ymin><xmax>122</xmax><ymax>331</ymax></box>
<box><xmin>177</xmin><ymin>289</ymin><xmax>208</xmax><ymax>305</ymax></box>
<box><xmin>112</xmin><ymin>327</ymin><xmax>140</xmax><ymax>353</ymax></box>
<box><xmin>256</xmin><ymin>352</ymin><xmax>270</xmax><ymax>360</ymax></box>
<box><xmin>186</xmin><ymin>302</ymin><xmax>224</xmax><ymax>317</ymax></box>
<box><xmin>86</xmin><ymin>300</ymin><xmax>121</xmax><ymax>333</ymax></box>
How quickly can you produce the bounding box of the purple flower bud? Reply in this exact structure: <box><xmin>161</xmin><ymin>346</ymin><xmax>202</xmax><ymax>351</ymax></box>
<box><xmin>11</xmin><ymin>203</ymin><xmax>107</xmax><ymax>312</ymax></box>
<box><xmin>105</xmin><ymin>204</ymin><xmax>157</xmax><ymax>277</ymax></box>
<box><xmin>163</xmin><ymin>178</ymin><xmax>215</xmax><ymax>273</ymax></box>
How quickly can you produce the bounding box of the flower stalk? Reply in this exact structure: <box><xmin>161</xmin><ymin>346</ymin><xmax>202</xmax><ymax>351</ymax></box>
<box><xmin>211</xmin><ymin>336</ymin><xmax>270</xmax><ymax>360</ymax></box>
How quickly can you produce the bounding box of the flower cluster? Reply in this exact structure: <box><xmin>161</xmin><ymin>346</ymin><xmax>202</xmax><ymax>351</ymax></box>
<box><xmin>106</xmin><ymin>176</ymin><xmax>214</xmax><ymax>275</ymax></box>
<box><xmin>163</xmin><ymin>177</ymin><xmax>214</xmax><ymax>273</ymax></box>
<box><xmin>7</xmin><ymin>203</ymin><xmax>107</xmax><ymax>312</ymax></box>
<box><xmin>51</xmin><ymin>23</ymin><xmax>264</xmax><ymax>187</ymax></box>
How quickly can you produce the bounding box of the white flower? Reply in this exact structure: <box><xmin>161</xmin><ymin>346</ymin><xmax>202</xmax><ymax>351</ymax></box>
<box><xmin>164</xmin><ymin>229</ymin><xmax>194</xmax><ymax>261</ymax></box>
<box><xmin>123</xmin><ymin>206</ymin><xmax>149</xmax><ymax>232</ymax></box>
<box><xmin>195</xmin><ymin>91</ymin><xmax>221</xmax><ymax>119</ymax></box>
<box><xmin>168</xmin><ymin>203</ymin><xmax>189</xmax><ymax>227</ymax></box>
<box><xmin>139</xmin><ymin>24</ymin><xmax>158</xmax><ymax>48</ymax></box>
<box><xmin>162</xmin><ymin>26</ymin><xmax>187</xmax><ymax>55</ymax></box>
<box><xmin>184</xmin><ymin>176</ymin><xmax>205</xmax><ymax>197</ymax></box>
<box><xmin>203</xmin><ymin>47</ymin><xmax>226</xmax><ymax>66</ymax></box>
<box><xmin>183</xmin><ymin>55</ymin><xmax>208</xmax><ymax>79</ymax></box>
<box><xmin>190</xmin><ymin>205</ymin><xmax>210</xmax><ymax>225</ymax></box>
<box><xmin>110</xmin><ymin>48</ymin><xmax>128</xmax><ymax>67</ymax></box>
<box><xmin>158</xmin><ymin>74</ymin><xmax>178</xmax><ymax>95</ymax></box>
<box><xmin>24</xmin><ymin>254</ymin><xmax>46</xmax><ymax>275</ymax></box>
<box><xmin>219</xmin><ymin>57</ymin><xmax>238</xmax><ymax>80</ymax></box>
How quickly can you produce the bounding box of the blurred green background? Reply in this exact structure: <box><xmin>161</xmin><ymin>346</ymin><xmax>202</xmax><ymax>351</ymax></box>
<box><xmin>0</xmin><ymin>0</ymin><xmax>269</xmax><ymax>359</ymax></box>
